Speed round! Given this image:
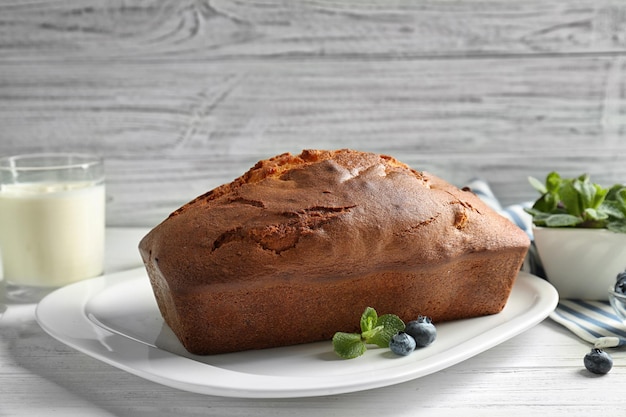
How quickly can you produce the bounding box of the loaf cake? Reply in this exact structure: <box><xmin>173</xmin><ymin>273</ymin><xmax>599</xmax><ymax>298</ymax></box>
<box><xmin>139</xmin><ymin>149</ymin><xmax>530</xmax><ymax>355</ymax></box>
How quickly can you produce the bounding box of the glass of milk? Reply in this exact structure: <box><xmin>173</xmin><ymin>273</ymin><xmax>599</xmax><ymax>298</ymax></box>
<box><xmin>0</xmin><ymin>153</ymin><xmax>105</xmax><ymax>301</ymax></box>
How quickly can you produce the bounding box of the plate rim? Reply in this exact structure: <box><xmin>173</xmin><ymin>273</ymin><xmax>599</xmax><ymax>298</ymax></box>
<box><xmin>36</xmin><ymin>267</ymin><xmax>558</xmax><ymax>398</ymax></box>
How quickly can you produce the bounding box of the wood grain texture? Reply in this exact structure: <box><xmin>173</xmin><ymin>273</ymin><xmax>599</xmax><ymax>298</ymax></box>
<box><xmin>1</xmin><ymin>0</ymin><xmax>626</xmax><ymax>226</ymax></box>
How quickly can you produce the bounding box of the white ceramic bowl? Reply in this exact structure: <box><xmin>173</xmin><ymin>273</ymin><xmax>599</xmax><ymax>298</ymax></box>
<box><xmin>533</xmin><ymin>227</ymin><xmax>626</xmax><ymax>300</ymax></box>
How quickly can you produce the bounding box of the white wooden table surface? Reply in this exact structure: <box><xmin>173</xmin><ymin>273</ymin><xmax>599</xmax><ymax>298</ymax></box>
<box><xmin>0</xmin><ymin>228</ymin><xmax>623</xmax><ymax>417</ymax></box>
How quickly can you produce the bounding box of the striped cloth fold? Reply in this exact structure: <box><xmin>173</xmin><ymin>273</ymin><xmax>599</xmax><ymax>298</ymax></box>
<box><xmin>549</xmin><ymin>300</ymin><xmax>626</xmax><ymax>348</ymax></box>
<box><xmin>466</xmin><ymin>178</ymin><xmax>625</xmax><ymax>348</ymax></box>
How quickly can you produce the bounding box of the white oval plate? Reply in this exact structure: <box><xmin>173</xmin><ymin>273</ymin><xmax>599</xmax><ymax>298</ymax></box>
<box><xmin>36</xmin><ymin>268</ymin><xmax>557</xmax><ymax>398</ymax></box>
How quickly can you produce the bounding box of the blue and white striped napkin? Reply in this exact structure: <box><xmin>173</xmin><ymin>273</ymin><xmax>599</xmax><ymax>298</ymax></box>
<box><xmin>549</xmin><ymin>300</ymin><xmax>626</xmax><ymax>348</ymax></box>
<box><xmin>467</xmin><ymin>179</ymin><xmax>626</xmax><ymax>348</ymax></box>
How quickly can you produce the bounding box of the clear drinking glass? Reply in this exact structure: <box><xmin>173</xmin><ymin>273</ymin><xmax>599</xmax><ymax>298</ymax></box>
<box><xmin>0</xmin><ymin>153</ymin><xmax>105</xmax><ymax>301</ymax></box>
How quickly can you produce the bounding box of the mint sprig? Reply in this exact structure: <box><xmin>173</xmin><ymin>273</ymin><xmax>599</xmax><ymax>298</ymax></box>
<box><xmin>525</xmin><ymin>172</ymin><xmax>626</xmax><ymax>233</ymax></box>
<box><xmin>332</xmin><ymin>307</ymin><xmax>405</xmax><ymax>359</ymax></box>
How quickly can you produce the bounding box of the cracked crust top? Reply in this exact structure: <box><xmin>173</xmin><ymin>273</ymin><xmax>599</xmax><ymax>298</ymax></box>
<box><xmin>139</xmin><ymin>149</ymin><xmax>528</xmax><ymax>290</ymax></box>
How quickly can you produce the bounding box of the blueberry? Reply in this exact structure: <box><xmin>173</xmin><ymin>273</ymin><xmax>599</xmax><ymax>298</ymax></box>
<box><xmin>389</xmin><ymin>332</ymin><xmax>416</xmax><ymax>356</ymax></box>
<box><xmin>584</xmin><ymin>348</ymin><xmax>613</xmax><ymax>375</ymax></box>
<box><xmin>405</xmin><ymin>316</ymin><xmax>437</xmax><ymax>348</ymax></box>
<box><xmin>615</xmin><ymin>271</ymin><xmax>626</xmax><ymax>294</ymax></box>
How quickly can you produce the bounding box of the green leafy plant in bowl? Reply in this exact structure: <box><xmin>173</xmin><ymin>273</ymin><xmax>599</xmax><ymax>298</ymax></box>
<box><xmin>525</xmin><ymin>172</ymin><xmax>626</xmax><ymax>300</ymax></box>
<box><xmin>525</xmin><ymin>172</ymin><xmax>626</xmax><ymax>232</ymax></box>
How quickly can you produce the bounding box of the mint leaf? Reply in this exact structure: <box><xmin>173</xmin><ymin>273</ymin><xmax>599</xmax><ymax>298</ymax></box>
<box><xmin>333</xmin><ymin>307</ymin><xmax>406</xmax><ymax>359</ymax></box>
<box><xmin>361</xmin><ymin>325</ymin><xmax>384</xmax><ymax>341</ymax></box>
<box><xmin>544</xmin><ymin>213</ymin><xmax>581</xmax><ymax>227</ymax></box>
<box><xmin>360</xmin><ymin>307</ymin><xmax>378</xmax><ymax>333</ymax></box>
<box><xmin>545</xmin><ymin>172</ymin><xmax>562</xmax><ymax>193</ymax></box>
<box><xmin>332</xmin><ymin>332</ymin><xmax>366</xmax><ymax>359</ymax></box>
<box><xmin>560</xmin><ymin>180</ymin><xmax>581</xmax><ymax>217</ymax></box>
<box><xmin>600</xmin><ymin>201</ymin><xmax>625</xmax><ymax>220</ymax></box>
<box><xmin>366</xmin><ymin>314</ymin><xmax>405</xmax><ymax>348</ymax></box>
<box><xmin>613</xmin><ymin>187</ymin><xmax>626</xmax><ymax>216</ymax></box>
<box><xmin>531</xmin><ymin>195</ymin><xmax>554</xmax><ymax>213</ymax></box>
<box><xmin>608</xmin><ymin>220</ymin><xmax>626</xmax><ymax>233</ymax></box>
<box><xmin>528</xmin><ymin>176</ymin><xmax>547</xmax><ymax>194</ymax></box>
<box><xmin>583</xmin><ymin>208</ymin><xmax>608</xmax><ymax>222</ymax></box>
<box><xmin>526</xmin><ymin>172</ymin><xmax>626</xmax><ymax>233</ymax></box>
<box><xmin>591</xmin><ymin>184</ymin><xmax>608</xmax><ymax>209</ymax></box>
<box><xmin>573</xmin><ymin>175</ymin><xmax>604</xmax><ymax>211</ymax></box>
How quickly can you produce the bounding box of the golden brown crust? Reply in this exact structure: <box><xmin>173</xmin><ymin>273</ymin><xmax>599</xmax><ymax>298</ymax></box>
<box><xmin>139</xmin><ymin>149</ymin><xmax>530</xmax><ymax>355</ymax></box>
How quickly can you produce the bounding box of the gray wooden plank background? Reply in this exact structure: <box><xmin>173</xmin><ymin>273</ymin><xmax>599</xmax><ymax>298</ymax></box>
<box><xmin>1</xmin><ymin>0</ymin><xmax>625</xmax><ymax>226</ymax></box>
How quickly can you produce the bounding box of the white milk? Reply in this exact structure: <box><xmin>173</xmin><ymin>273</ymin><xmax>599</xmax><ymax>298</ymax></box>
<box><xmin>0</xmin><ymin>181</ymin><xmax>105</xmax><ymax>287</ymax></box>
